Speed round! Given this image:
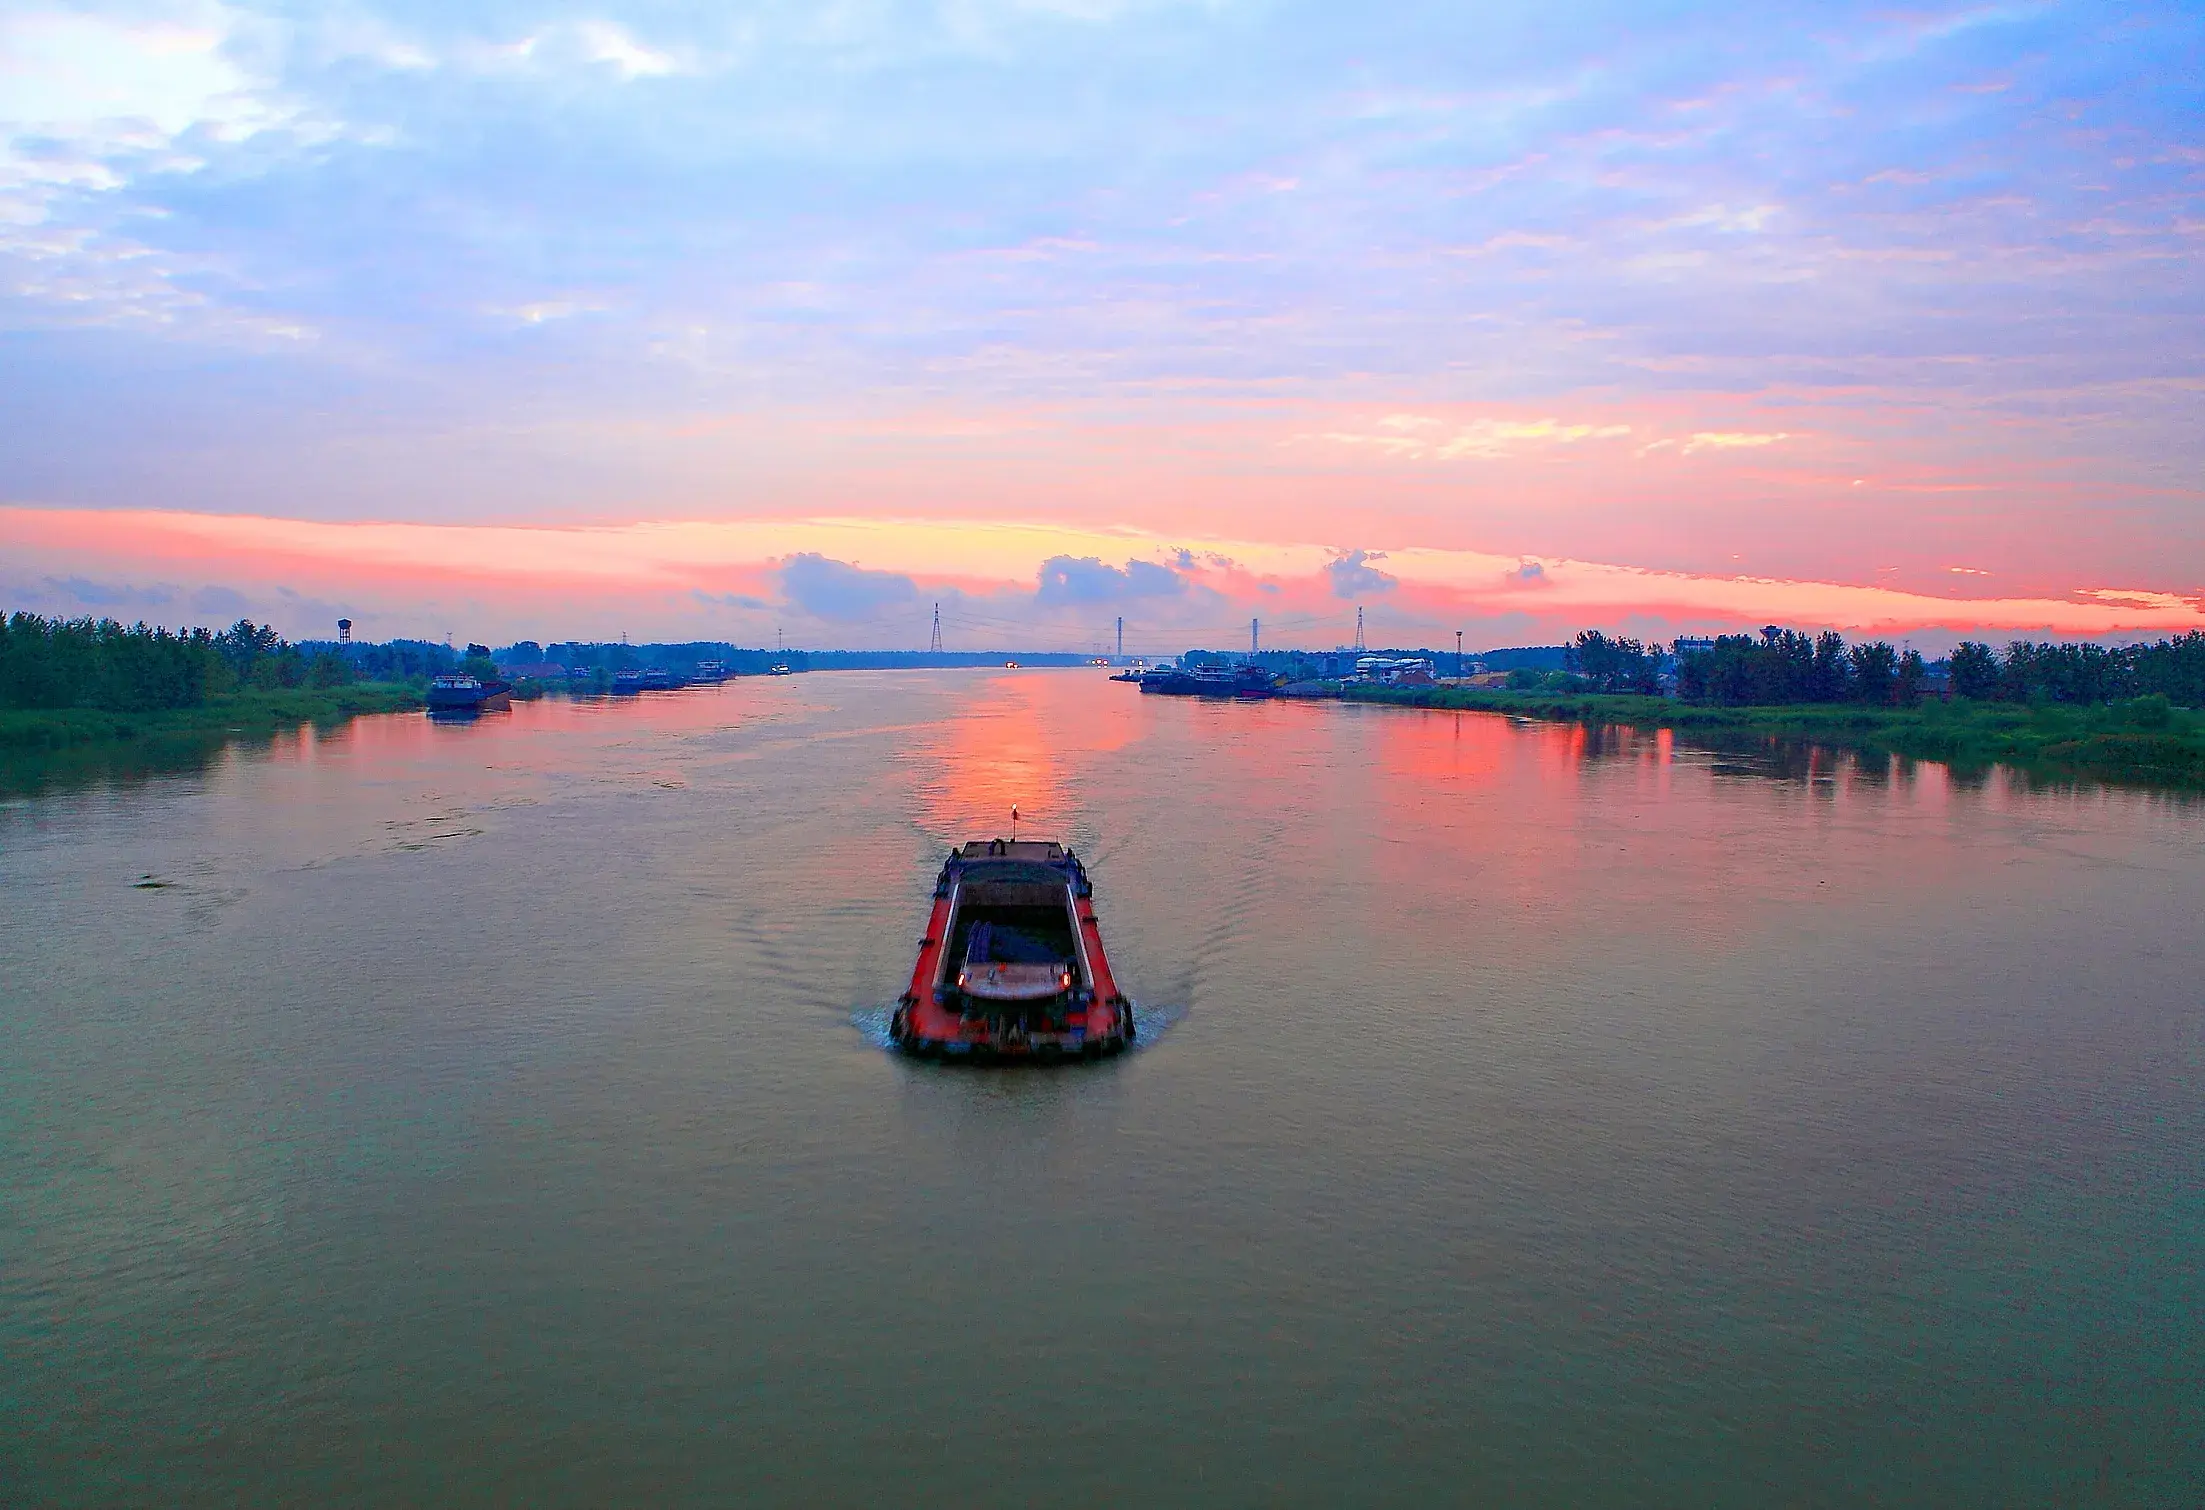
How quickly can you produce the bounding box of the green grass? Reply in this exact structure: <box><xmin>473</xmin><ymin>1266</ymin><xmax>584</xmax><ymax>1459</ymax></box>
<box><xmin>0</xmin><ymin>682</ymin><xmax>425</xmax><ymax>754</ymax></box>
<box><xmin>1340</xmin><ymin>685</ymin><xmax>2205</xmax><ymax>790</ymax></box>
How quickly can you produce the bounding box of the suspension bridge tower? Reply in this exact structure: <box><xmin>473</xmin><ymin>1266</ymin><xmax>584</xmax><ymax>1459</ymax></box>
<box><xmin>1354</xmin><ymin>605</ymin><xmax>1366</xmax><ymax>652</ymax></box>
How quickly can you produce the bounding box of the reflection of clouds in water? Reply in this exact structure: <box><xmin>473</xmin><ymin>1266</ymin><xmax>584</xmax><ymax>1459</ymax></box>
<box><xmin>850</xmin><ymin>999</ymin><xmax>1184</xmax><ymax>1056</ymax></box>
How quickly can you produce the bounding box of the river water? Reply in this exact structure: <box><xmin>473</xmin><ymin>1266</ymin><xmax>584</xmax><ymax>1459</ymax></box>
<box><xmin>3</xmin><ymin>670</ymin><xmax>2199</xmax><ymax>1506</ymax></box>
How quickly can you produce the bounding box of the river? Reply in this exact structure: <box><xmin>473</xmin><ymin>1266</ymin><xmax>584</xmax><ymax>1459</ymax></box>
<box><xmin>3</xmin><ymin>669</ymin><xmax>2199</xmax><ymax>1506</ymax></box>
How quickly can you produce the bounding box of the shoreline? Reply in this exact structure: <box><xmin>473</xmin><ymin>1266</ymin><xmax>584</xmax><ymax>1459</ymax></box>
<box><xmin>0</xmin><ymin>683</ymin><xmax>426</xmax><ymax>755</ymax></box>
<box><xmin>1336</xmin><ymin>684</ymin><xmax>2205</xmax><ymax>790</ymax></box>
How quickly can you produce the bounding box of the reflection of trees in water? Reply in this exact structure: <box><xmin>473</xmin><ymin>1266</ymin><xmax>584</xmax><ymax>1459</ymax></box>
<box><xmin>1572</xmin><ymin>718</ymin><xmax>1917</xmax><ymax>790</ymax></box>
<box><xmin>1572</xmin><ymin>723</ymin><xmax>1642</xmax><ymax>764</ymax></box>
<box><xmin>0</xmin><ymin>730</ymin><xmax>243</xmax><ymax>800</ymax></box>
<box><xmin>1571</xmin><ymin>716</ymin><xmax>2188</xmax><ymax>802</ymax></box>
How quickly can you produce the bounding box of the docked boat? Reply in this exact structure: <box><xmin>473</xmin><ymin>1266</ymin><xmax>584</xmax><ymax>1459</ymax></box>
<box><xmin>890</xmin><ymin>839</ymin><xmax>1136</xmax><ymax>1063</ymax></box>
<box><xmin>640</xmin><ymin>666</ymin><xmax>680</xmax><ymax>690</ymax></box>
<box><xmin>1191</xmin><ymin>664</ymin><xmax>1276</xmax><ymax>698</ymax></box>
<box><xmin>425</xmin><ymin>672</ymin><xmax>512</xmax><ymax>713</ymax></box>
<box><xmin>693</xmin><ymin>659</ymin><xmax>728</xmax><ymax>682</ymax></box>
<box><xmin>1136</xmin><ymin>664</ymin><xmax>1274</xmax><ymax>698</ymax></box>
<box><xmin>610</xmin><ymin>669</ymin><xmax>645</xmax><ymax>694</ymax></box>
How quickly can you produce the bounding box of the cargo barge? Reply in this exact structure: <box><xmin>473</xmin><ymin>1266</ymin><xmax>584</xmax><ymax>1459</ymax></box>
<box><xmin>890</xmin><ymin>839</ymin><xmax>1136</xmax><ymax>1063</ymax></box>
<box><xmin>425</xmin><ymin>672</ymin><xmax>512</xmax><ymax>713</ymax></box>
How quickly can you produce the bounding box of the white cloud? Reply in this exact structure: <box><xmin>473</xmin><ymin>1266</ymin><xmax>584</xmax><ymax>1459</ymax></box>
<box><xmin>1680</xmin><ymin>431</ymin><xmax>1789</xmax><ymax>453</ymax></box>
<box><xmin>0</xmin><ymin>5</ymin><xmax>343</xmax><ymax>336</ymax></box>
<box><xmin>0</xmin><ymin>9</ymin><xmax>270</xmax><ymax>144</ymax></box>
<box><xmin>1313</xmin><ymin>416</ymin><xmax>1633</xmax><ymax>461</ymax></box>
<box><xmin>1433</xmin><ymin>420</ymin><xmax>1633</xmax><ymax>459</ymax></box>
<box><xmin>498</xmin><ymin>300</ymin><xmax>604</xmax><ymax>325</ymax></box>
<box><xmin>1658</xmin><ymin>203</ymin><xmax>1781</xmax><ymax>234</ymax></box>
<box><xmin>577</xmin><ymin>21</ymin><xmax>680</xmax><ymax>78</ymax></box>
<box><xmin>453</xmin><ymin>20</ymin><xmax>693</xmax><ymax>81</ymax></box>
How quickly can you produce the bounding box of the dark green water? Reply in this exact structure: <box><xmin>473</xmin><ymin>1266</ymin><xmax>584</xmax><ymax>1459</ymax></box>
<box><xmin>3</xmin><ymin>671</ymin><xmax>2200</xmax><ymax>1506</ymax></box>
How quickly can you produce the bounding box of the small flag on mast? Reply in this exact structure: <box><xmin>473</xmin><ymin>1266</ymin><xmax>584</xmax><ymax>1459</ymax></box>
<box><xmin>1010</xmin><ymin>804</ymin><xmax>1019</xmax><ymax>841</ymax></box>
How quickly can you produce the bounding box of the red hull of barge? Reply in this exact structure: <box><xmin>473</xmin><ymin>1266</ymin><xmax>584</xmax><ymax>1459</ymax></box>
<box><xmin>890</xmin><ymin>839</ymin><xmax>1135</xmax><ymax>1063</ymax></box>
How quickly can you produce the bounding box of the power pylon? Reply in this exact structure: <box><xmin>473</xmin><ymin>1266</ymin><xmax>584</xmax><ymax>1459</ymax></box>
<box><xmin>929</xmin><ymin>603</ymin><xmax>942</xmax><ymax>654</ymax></box>
<box><xmin>1115</xmin><ymin>616</ymin><xmax>1123</xmax><ymax>658</ymax></box>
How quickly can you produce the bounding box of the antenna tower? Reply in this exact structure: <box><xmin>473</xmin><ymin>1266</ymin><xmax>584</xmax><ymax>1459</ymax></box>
<box><xmin>1354</xmin><ymin>606</ymin><xmax>1366</xmax><ymax>652</ymax></box>
<box><xmin>930</xmin><ymin>602</ymin><xmax>942</xmax><ymax>654</ymax></box>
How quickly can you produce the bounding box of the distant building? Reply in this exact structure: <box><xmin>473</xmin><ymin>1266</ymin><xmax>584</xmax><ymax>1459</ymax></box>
<box><xmin>1672</xmin><ymin>637</ymin><xmax>1718</xmax><ymax>657</ymax></box>
<box><xmin>1354</xmin><ymin>655</ymin><xmax>1436</xmax><ymax>685</ymax></box>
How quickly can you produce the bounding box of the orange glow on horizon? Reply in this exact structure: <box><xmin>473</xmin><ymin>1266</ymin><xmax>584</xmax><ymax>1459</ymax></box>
<box><xmin>4</xmin><ymin>504</ymin><xmax>2200</xmax><ymax>646</ymax></box>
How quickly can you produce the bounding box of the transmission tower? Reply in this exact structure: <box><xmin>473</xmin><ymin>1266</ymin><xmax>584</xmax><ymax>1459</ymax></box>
<box><xmin>1115</xmin><ymin>616</ymin><xmax>1123</xmax><ymax>658</ymax></box>
<box><xmin>1354</xmin><ymin>605</ymin><xmax>1366</xmax><ymax>652</ymax></box>
<box><xmin>929</xmin><ymin>602</ymin><xmax>942</xmax><ymax>654</ymax></box>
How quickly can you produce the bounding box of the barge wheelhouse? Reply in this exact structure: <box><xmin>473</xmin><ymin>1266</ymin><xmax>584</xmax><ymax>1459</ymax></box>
<box><xmin>891</xmin><ymin>840</ymin><xmax>1135</xmax><ymax>1063</ymax></box>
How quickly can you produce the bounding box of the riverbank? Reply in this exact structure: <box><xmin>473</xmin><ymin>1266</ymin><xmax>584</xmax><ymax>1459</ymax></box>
<box><xmin>0</xmin><ymin>683</ymin><xmax>425</xmax><ymax>754</ymax></box>
<box><xmin>1340</xmin><ymin>684</ymin><xmax>2205</xmax><ymax>789</ymax></box>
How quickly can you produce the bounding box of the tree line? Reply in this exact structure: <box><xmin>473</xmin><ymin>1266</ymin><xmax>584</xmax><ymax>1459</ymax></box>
<box><xmin>0</xmin><ymin>613</ymin><xmax>358</xmax><ymax>712</ymax></box>
<box><xmin>1563</xmin><ymin>627</ymin><xmax>2205</xmax><ymax>707</ymax></box>
<box><xmin>1945</xmin><ymin>635</ymin><xmax>2205</xmax><ymax>706</ymax></box>
<box><xmin>1669</xmin><ymin>630</ymin><xmax>1926</xmax><ymax>706</ymax></box>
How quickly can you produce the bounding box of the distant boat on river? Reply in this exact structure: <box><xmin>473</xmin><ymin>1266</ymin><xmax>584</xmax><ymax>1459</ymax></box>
<box><xmin>426</xmin><ymin>673</ymin><xmax>511</xmax><ymax>713</ymax></box>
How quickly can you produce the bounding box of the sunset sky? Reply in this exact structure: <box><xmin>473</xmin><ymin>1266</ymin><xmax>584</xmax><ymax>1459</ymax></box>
<box><xmin>2</xmin><ymin>1</ymin><xmax>2199</xmax><ymax>652</ymax></box>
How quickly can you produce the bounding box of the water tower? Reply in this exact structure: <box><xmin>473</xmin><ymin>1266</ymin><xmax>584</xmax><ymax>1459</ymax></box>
<box><xmin>337</xmin><ymin>618</ymin><xmax>352</xmax><ymax>644</ymax></box>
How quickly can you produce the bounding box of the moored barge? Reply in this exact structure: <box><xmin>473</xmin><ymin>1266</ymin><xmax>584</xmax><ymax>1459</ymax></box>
<box><xmin>890</xmin><ymin>839</ymin><xmax>1135</xmax><ymax>1063</ymax></box>
<box><xmin>426</xmin><ymin>672</ymin><xmax>512</xmax><ymax>713</ymax></box>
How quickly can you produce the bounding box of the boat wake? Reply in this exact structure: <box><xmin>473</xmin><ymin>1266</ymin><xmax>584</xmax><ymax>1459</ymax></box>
<box><xmin>850</xmin><ymin>999</ymin><xmax>1184</xmax><ymax>1056</ymax></box>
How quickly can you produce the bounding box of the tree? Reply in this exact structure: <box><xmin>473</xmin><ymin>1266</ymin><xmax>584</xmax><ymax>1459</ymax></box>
<box><xmin>2133</xmin><ymin>631</ymin><xmax>2205</xmax><ymax>706</ymax></box>
<box><xmin>1949</xmin><ymin>642</ymin><xmax>2000</xmax><ymax>699</ymax></box>
<box><xmin>1848</xmin><ymin>641</ymin><xmax>1898</xmax><ymax>705</ymax></box>
<box><xmin>1566</xmin><ymin>630</ymin><xmax>1658</xmax><ymax>694</ymax></box>
<box><xmin>217</xmin><ymin>619</ymin><xmax>283</xmax><ymax>681</ymax></box>
<box><xmin>1896</xmin><ymin>648</ymin><xmax>1926</xmax><ymax>707</ymax></box>
<box><xmin>1810</xmin><ymin>632</ymin><xmax>1851</xmax><ymax>702</ymax></box>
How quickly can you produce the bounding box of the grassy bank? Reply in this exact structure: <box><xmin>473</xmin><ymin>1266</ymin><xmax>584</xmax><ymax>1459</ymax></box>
<box><xmin>0</xmin><ymin>682</ymin><xmax>425</xmax><ymax>754</ymax></box>
<box><xmin>1340</xmin><ymin>684</ymin><xmax>2205</xmax><ymax>789</ymax></box>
